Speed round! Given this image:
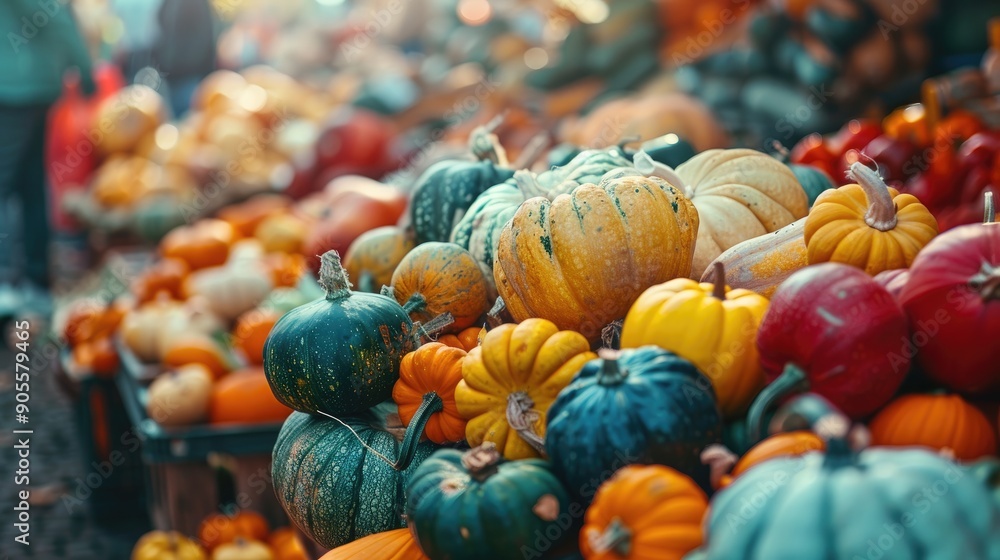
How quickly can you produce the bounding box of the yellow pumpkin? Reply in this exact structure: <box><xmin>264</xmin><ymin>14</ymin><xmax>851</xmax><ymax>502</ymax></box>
<box><xmin>132</xmin><ymin>531</ymin><xmax>207</xmax><ymax>560</ymax></box>
<box><xmin>212</xmin><ymin>538</ymin><xmax>274</xmax><ymax>560</ymax></box>
<box><xmin>343</xmin><ymin>226</ymin><xmax>416</xmax><ymax>293</ymax></box>
<box><xmin>494</xmin><ymin>173</ymin><xmax>698</xmax><ymax>342</ymax></box>
<box><xmin>456</xmin><ymin>318</ymin><xmax>596</xmax><ymax>459</ymax></box>
<box><xmin>254</xmin><ymin>213</ymin><xmax>308</xmax><ymax>254</ymax></box>
<box><xmin>671</xmin><ymin>149</ymin><xmax>808</xmax><ymax>278</ymax></box>
<box><xmin>621</xmin><ymin>263</ymin><xmax>769</xmax><ymax>418</ymax></box>
<box><xmin>804</xmin><ymin>162</ymin><xmax>938</xmax><ymax>275</ymax></box>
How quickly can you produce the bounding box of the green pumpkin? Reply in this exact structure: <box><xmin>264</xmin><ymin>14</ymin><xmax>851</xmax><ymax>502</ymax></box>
<box><xmin>405</xmin><ymin>444</ymin><xmax>571</xmax><ymax>560</ymax></box>
<box><xmin>410</xmin><ymin>158</ymin><xmax>514</xmax><ymax>245</ymax></box>
<box><xmin>272</xmin><ymin>400</ymin><xmax>440</xmax><ymax>549</ymax></box>
<box><xmin>692</xmin><ymin>395</ymin><xmax>1000</xmax><ymax>559</ymax></box>
<box><xmin>263</xmin><ymin>251</ymin><xmax>412</xmax><ymax>416</ymax></box>
<box><xmin>789</xmin><ymin>163</ymin><xmax>836</xmax><ymax>207</ymax></box>
<box><xmin>132</xmin><ymin>195</ymin><xmax>187</xmax><ymax>242</ymax></box>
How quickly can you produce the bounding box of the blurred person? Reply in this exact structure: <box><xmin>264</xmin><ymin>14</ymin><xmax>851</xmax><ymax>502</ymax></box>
<box><xmin>0</xmin><ymin>0</ymin><xmax>95</xmax><ymax>320</ymax></box>
<box><xmin>111</xmin><ymin>0</ymin><xmax>163</xmax><ymax>83</ymax></box>
<box><xmin>152</xmin><ymin>0</ymin><xmax>217</xmax><ymax>117</ymax></box>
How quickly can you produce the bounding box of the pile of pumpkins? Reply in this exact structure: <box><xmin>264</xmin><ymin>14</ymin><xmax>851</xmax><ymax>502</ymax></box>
<box><xmin>132</xmin><ymin>511</ymin><xmax>309</xmax><ymax>560</ymax></box>
<box><xmin>251</xmin><ymin>131</ymin><xmax>1000</xmax><ymax>560</ymax></box>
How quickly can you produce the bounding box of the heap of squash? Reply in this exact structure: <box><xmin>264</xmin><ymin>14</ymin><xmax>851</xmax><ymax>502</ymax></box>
<box><xmin>255</xmin><ymin>137</ymin><xmax>1000</xmax><ymax>559</ymax></box>
<box><xmin>132</xmin><ymin>511</ymin><xmax>310</xmax><ymax>560</ymax></box>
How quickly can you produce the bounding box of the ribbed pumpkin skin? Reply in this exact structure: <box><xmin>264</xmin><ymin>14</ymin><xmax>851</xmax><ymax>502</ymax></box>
<box><xmin>675</xmin><ymin>149</ymin><xmax>808</xmax><ymax>278</ymax></box>
<box><xmin>701</xmin><ymin>218</ymin><xmax>807</xmax><ymax>299</ymax></box>
<box><xmin>409</xmin><ymin>159</ymin><xmax>514</xmax><ymax>245</ymax></box>
<box><xmin>272</xmin><ymin>411</ymin><xmax>436</xmax><ymax>549</ymax></box>
<box><xmin>393</xmin><ymin>343</ymin><xmax>468</xmax><ymax>444</ymax></box>
<box><xmin>494</xmin><ymin>174</ymin><xmax>699</xmax><ymax>342</ymax></box>
<box><xmin>869</xmin><ymin>394</ymin><xmax>998</xmax><ymax>461</ymax></box>
<box><xmin>580</xmin><ymin>465</ymin><xmax>707</xmax><ymax>560</ymax></box>
<box><xmin>319</xmin><ymin>529</ymin><xmax>427</xmax><ymax>560</ymax></box>
<box><xmin>390</xmin><ymin>242</ymin><xmax>491</xmax><ymax>332</ymax></box>
<box><xmin>621</xmin><ymin>278</ymin><xmax>769</xmax><ymax>419</ymax></box>
<box><xmin>437</xmin><ymin>327</ymin><xmax>483</xmax><ymax>352</ymax></box>
<box><xmin>456</xmin><ymin>319</ymin><xmax>596</xmax><ymax>459</ymax></box>
<box><xmin>405</xmin><ymin>447</ymin><xmax>570</xmax><ymax>560</ymax></box>
<box><xmin>716</xmin><ymin>431</ymin><xmax>826</xmax><ymax>489</ymax></box>
<box><xmin>545</xmin><ymin>347</ymin><xmax>723</xmax><ymax>497</ymax></box>
<box><xmin>263</xmin><ymin>290</ymin><xmax>412</xmax><ymax>416</ymax></box>
<box><xmin>343</xmin><ymin>226</ymin><xmax>415</xmax><ymax>293</ymax></box>
<box><xmin>693</xmin><ymin>448</ymin><xmax>1000</xmax><ymax>559</ymax></box>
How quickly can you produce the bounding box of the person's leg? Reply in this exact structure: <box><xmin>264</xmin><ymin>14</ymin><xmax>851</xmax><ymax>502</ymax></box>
<box><xmin>14</xmin><ymin>104</ymin><xmax>53</xmax><ymax>290</ymax></box>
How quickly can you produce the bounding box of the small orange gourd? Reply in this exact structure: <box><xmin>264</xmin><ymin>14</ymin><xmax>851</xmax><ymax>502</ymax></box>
<box><xmin>869</xmin><ymin>393</ymin><xmax>998</xmax><ymax>461</ymax></box>
<box><xmin>393</xmin><ymin>342</ymin><xmax>468</xmax><ymax>444</ymax></box>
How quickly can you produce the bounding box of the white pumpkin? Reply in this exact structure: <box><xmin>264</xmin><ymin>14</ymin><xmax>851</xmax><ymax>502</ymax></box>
<box><xmin>146</xmin><ymin>364</ymin><xmax>213</xmax><ymax>427</ymax></box>
<box><xmin>183</xmin><ymin>260</ymin><xmax>273</xmax><ymax>322</ymax></box>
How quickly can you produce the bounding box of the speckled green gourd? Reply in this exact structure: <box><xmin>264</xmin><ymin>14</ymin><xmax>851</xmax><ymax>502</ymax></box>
<box><xmin>405</xmin><ymin>443</ymin><xmax>571</xmax><ymax>560</ymax></box>
<box><xmin>272</xmin><ymin>403</ymin><xmax>439</xmax><ymax>549</ymax></box>
<box><xmin>409</xmin><ymin>159</ymin><xmax>514</xmax><ymax>245</ymax></box>
<box><xmin>263</xmin><ymin>250</ymin><xmax>412</xmax><ymax>416</ymax></box>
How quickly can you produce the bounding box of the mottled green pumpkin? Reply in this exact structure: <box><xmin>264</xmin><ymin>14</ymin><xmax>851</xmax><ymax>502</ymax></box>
<box><xmin>273</xmin><ymin>402</ymin><xmax>439</xmax><ymax>549</ymax></box>
<box><xmin>409</xmin><ymin>159</ymin><xmax>514</xmax><ymax>245</ymax></box>
<box><xmin>405</xmin><ymin>444</ymin><xmax>571</xmax><ymax>560</ymax></box>
<box><xmin>264</xmin><ymin>251</ymin><xmax>412</xmax><ymax>416</ymax></box>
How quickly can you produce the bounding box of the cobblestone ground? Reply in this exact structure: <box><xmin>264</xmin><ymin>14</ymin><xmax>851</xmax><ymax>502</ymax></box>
<box><xmin>1</xmin><ymin>342</ymin><xmax>146</xmax><ymax>560</ymax></box>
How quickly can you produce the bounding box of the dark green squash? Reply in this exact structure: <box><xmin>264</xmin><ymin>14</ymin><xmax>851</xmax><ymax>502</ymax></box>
<box><xmin>405</xmin><ymin>443</ymin><xmax>570</xmax><ymax>560</ymax></box>
<box><xmin>263</xmin><ymin>250</ymin><xmax>412</xmax><ymax>416</ymax></box>
<box><xmin>691</xmin><ymin>395</ymin><xmax>1000</xmax><ymax>559</ymax></box>
<box><xmin>545</xmin><ymin>347</ymin><xmax>723</xmax><ymax>499</ymax></box>
<box><xmin>272</xmin><ymin>400</ymin><xmax>440</xmax><ymax>549</ymax></box>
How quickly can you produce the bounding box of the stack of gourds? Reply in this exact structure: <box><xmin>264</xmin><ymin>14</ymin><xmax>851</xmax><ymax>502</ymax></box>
<box><xmin>131</xmin><ymin>511</ymin><xmax>310</xmax><ymax>560</ymax></box>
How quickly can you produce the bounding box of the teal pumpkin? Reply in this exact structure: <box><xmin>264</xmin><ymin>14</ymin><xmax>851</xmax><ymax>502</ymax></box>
<box><xmin>263</xmin><ymin>250</ymin><xmax>412</xmax><ymax>415</ymax></box>
<box><xmin>132</xmin><ymin>195</ymin><xmax>187</xmax><ymax>242</ymax></box>
<box><xmin>545</xmin><ymin>347</ymin><xmax>723</xmax><ymax>498</ymax></box>
<box><xmin>405</xmin><ymin>443</ymin><xmax>571</xmax><ymax>560</ymax></box>
<box><xmin>272</xmin><ymin>401</ymin><xmax>439</xmax><ymax>549</ymax></box>
<box><xmin>789</xmin><ymin>163</ymin><xmax>836</xmax><ymax>207</ymax></box>
<box><xmin>692</xmin><ymin>395</ymin><xmax>1000</xmax><ymax>559</ymax></box>
<box><xmin>410</xmin><ymin>159</ymin><xmax>514</xmax><ymax>245</ymax></box>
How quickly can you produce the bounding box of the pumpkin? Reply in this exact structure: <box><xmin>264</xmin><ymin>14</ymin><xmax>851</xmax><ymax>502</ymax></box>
<box><xmin>408</xmin><ymin>159</ymin><xmax>515</xmax><ymax>245</ymax></box>
<box><xmin>268</xmin><ymin>528</ymin><xmax>310</xmax><ymax>560</ymax></box>
<box><xmin>155</xmin><ymin>300</ymin><xmax>227</xmax><ymax>361</ymax></box>
<box><xmin>132</xmin><ymin>258</ymin><xmax>190</xmax><ymax>304</ymax></box>
<box><xmin>254</xmin><ymin>213</ymin><xmax>307</xmax><ymax>254</ymax></box>
<box><xmin>271</xmin><ymin>405</ymin><xmax>438</xmax><ymax>549</ymax></box>
<box><xmin>265</xmin><ymin>252</ymin><xmax>307</xmax><ymax>288</ymax></box>
<box><xmin>898</xmin><ymin>222</ymin><xmax>1000</xmax><ymax>393</ymax></box>
<box><xmin>132</xmin><ymin>531</ymin><xmax>207</xmax><ymax>560</ymax></box>
<box><xmin>438</xmin><ymin>326</ymin><xmax>483</xmax><ymax>351</ymax></box>
<box><xmin>702</xmin><ymin>431</ymin><xmax>826</xmax><ymax>490</ymax></box>
<box><xmin>700</xmin><ymin>218</ymin><xmax>807</xmax><ymax>299</ymax></box>
<box><xmin>804</xmin><ymin>162</ymin><xmax>939</xmax><ymax>275</ymax></box>
<box><xmin>264</xmin><ymin>251</ymin><xmax>413</xmax><ymax>416</ymax></box>
<box><xmin>93</xmin><ymin>84</ymin><xmax>165</xmax><ymax>155</ymax></box>
<box><xmin>393</xmin><ymin>342</ymin><xmax>468</xmax><ymax>444</ymax></box>
<box><xmin>73</xmin><ymin>336</ymin><xmax>120</xmax><ymax>377</ymax></box>
<box><xmin>91</xmin><ymin>155</ymin><xmax>162</xmax><ymax>208</ymax></box>
<box><xmin>218</xmin><ymin>194</ymin><xmax>292</xmax><ymax>238</ymax></box>
<box><xmin>209</xmin><ymin>368</ymin><xmax>293</xmax><ymax>425</ymax></box>
<box><xmin>669</xmin><ymin>148</ymin><xmax>808</xmax><ymax>278</ymax></box>
<box><xmin>199</xmin><ymin>512</ymin><xmax>271</xmax><ymax>551</ymax></box>
<box><xmin>689</xmin><ymin>395</ymin><xmax>1000</xmax><ymax>560</ymax></box>
<box><xmin>748</xmin><ymin>263</ymin><xmax>909</xmax><ymax>440</ymax></box>
<box><xmin>343</xmin><ymin>226</ymin><xmax>415</xmax><ymax>293</ymax></box>
<box><xmin>579</xmin><ymin>465</ymin><xmax>708</xmax><ymax>560</ymax></box>
<box><xmin>122</xmin><ymin>298</ymin><xmax>220</xmax><ymax>363</ymax></box>
<box><xmin>162</xmin><ymin>335</ymin><xmax>235</xmax><ymax>380</ymax></box>
<box><xmin>873</xmin><ymin>268</ymin><xmax>909</xmax><ymax>298</ymax></box>
<box><xmin>621</xmin><ymin>262</ymin><xmax>769</xmax><ymax>418</ymax></box>
<box><xmin>184</xmin><ymin>263</ymin><xmax>274</xmax><ymax>322</ymax></box>
<box><xmin>405</xmin><ymin>443</ymin><xmax>571</xmax><ymax>560</ymax></box>
<box><xmin>869</xmin><ymin>393</ymin><xmax>998</xmax><ymax>461</ymax></box>
<box><xmin>212</xmin><ymin>539</ymin><xmax>273</xmax><ymax>560</ymax></box>
<box><xmin>233</xmin><ymin>309</ymin><xmax>279</xmax><ymax>366</ymax></box>
<box><xmin>389</xmin><ymin>242</ymin><xmax>490</xmax><ymax>332</ymax></box>
<box><xmin>146</xmin><ymin>364</ymin><xmax>214</xmax><ymax>427</ymax></box>
<box><xmin>161</xmin><ymin>219</ymin><xmax>236</xmax><ymax>271</ymax></box>
<box><xmin>546</xmin><ymin>347</ymin><xmax>722</xmax><ymax>497</ymax></box>
<box><xmin>456</xmin><ymin>319</ymin><xmax>595</xmax><ymax>459</ymax></box>
<box><xmin>132</xmin><ymin>194</ymin><xmax>188</xmax><ymax>242</ymax></box>
<box><xmin>494</xmin><ymin>172</ymin><xmax>699</xmax><ymax>342</ymax></box>
<box><xmin>319</xmin><ymin>529</ymin><xmax>427</xmax><ymax>560</ymax></box>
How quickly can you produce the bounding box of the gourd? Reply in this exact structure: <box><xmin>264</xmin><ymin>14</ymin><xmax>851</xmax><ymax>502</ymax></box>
<box><xmin>319</xmin><ymin>529</ymin><xmax>427</xmax><ymax>560</ymax></box>
<box><xmin>183</xmin><ymin>262</ymin><xmax>274</xmax><ymax>322</ymax></box>
<box><xmin>254</xmin><ymin>212</ymin><xmax>307</xmax><ymax>254</ymax></box>
<box><xmin>132</xmin><ymin>531</ymin><xmax>207</xmax><ymax>560</ymax></box>
<box><xmin>209</xmin><ymin>368</ymin><xmax>293</xmax><ymax>425</ymax></box>
<box><xmin>437</xmin><ymin>326</ymin><xmax>484</xmax><ymax>352</ymax></box>
<box><xmin>579</xmin><ymin>465</ymin><xmax>708</xmax><ymax>560</ymax></box>
<box><xmin>146</xmin><ymin>364</ymin><xmax>214</xmax><ymax>427</ymax></box>
<box><xmin>700</xmin><ymin>218</ymin><xmax>807</xmax><ymax>299</ymax></box>
<box><xmin>132</xmin><ymin>258</ymin><xmax>189</xmax><ymax>304</ymax></box>
<box><xmin>232</xmin><ymin>309</ymin><xmax>279</xmax><ymax>366</ymax></box>
<box><xmin>455</xmin><ymin>319</ymin><xmax>596</xmax><ymax>459</ymax></box>
<box><xmin>405</xmin><ymin>443</ymin><xmax>571</xmax><ymax>560</ymax></box>
<box><xmin>546</xmin><ymin>347</ymin><xmax>723</xmax><ymax>497</ymax></box>
<box><xmin>211</xmin><ymin>539</ymin><xmax>273</xmax><ymax>560</ymax></box>
<box><xmin>494</xmin><ymin>172</ymin><xmax>699</xmax><ymax>342</ymax></box>
<box><xmin>701</xmin><ymin>431</ymin><xmax>825</xmax><ymax>490</ymax></box>
<box><xmin>393</xmin><ymin>342</ymin><xmax>468</xmax><ymax>444</ymax></box>
<box><xmin>198</xmin><ymin>511</ymin><xmax>270</xmax><ymax>551</ymax></box>
<box><xmin>264</xmin><ymin>251</ymin><xmax>413</xmax><ymax>416</ymax></box>
<box><xmin>389</xmin><ymin>242</ymin><xmax>491</xmax><ymax>332</ymax></box>
<box><xmin>162</xmin><ymin>334</ymin><xmax>235</xmax><ymax>380</ymax></box>
<box><xmin>805</xmin><ymin>162</ymin><xmax>938</xmax><ymax>275</ymax></box>
<box><xmin>621</xmin><ymin>262</ymin><xmax>769</xmax><ymax>418</ymax></box>
<box><xmin>161</xmin><ymin>219</ymin><xmax>236</xmax><ymax>271</ymax></box>
<box><xmin>343</xmin><ymin>226</ymin><xmax>415</xmax><ymax>293</ymax></box>
<box><xmin>869</xmin><ymin>393</ymin><xmax>998</xmax><ymax>461</ymax></box>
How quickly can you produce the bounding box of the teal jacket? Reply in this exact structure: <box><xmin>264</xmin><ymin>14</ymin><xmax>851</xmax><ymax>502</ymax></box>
<box><xmin>0</xmin><ymin>0</ymin><xmax>94</xmax><ymax>105</ymax></box>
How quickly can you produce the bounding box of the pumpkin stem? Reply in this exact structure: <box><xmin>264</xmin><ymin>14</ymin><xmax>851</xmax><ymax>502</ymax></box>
<box><xmin>393</xmin><ymin>392</ymin><xmax>444</xmax><ymax>471</ymax></box>
<box><xmin>701</xmin><ymin>444</ymin><xmax>739</xmax><ymax>490</ymax></box>
<box><xmin>600</xmin><ymin>319</ymin><xmax>623</xmax><ymax>350</ymax></box>
<box><xmin>514</xmin><ymin>169</ymin><xmax>550</xmax><ymax>200</ymax></box>
<box><xmin>487</xmin><ymin>297</ymin><xmax>508</xmax><ymax>328</ymax></box>
<box><xmin>589</xmin><ymin>517</ymin><xmax>632</xmax><ymax>556</ymax></box>
<box><xmin>318</xmin><ymin>251</ymin><xmax>353</xmax><ymax>300</ymax></box>
<box><xmin>746</xmin><ymin>364</ymin><xmax>810</xmax><ymax>444</ymax></box>
<box><xmin>512</xmin><ymin>132</ymin><xmax>551</xmax><ymax>170</ymax></box>
<box><xmin>849</xmin><ymin>162</ymin><xmax>898</xmax><ymax>232</ymax></box>
<box><xmin>711</xmin><ymin>262</ymin><xmax>727</xmax><ymax>300</ymax></box>
<box><xmin>596</xmin><ymin>348</ymin><xmax>628</xmax><ymax>385</ymax></box>
<box><xmin>412</xmin><ymin>313</ymin><xmax>456</xmax><ymax>345</ymax></box>
<box><xmin>985</xmin><ymin>191</ymin><xmax>995</xmax><ymax>224</ymax></box>
<box><xmin>462</xmin><ymin>442</ymin><xmax>503</xmax><ymax>481</ymax></box>
<box><xmin>506</xmin><ymin>391</ymin><xmax>547</xmax><ymax>455</ymax></box>
<box><xmin>632</xmin><ymin>150</ymin><xmax>687</xmax><ymax>193</ymax></box>
<box><xmin>969</xmin><ymin>262</ymin><xmax>1000</xmax><ymax>300</ymax></box>
<box><xmin>770</xmin><ymin>394</ymin><xmax>857</xmax><ymax>466</ymax></box>
<box><xmin>402</xmin><ymin>293</ymin><xmax>428</xmax><ymax>315</ymax></box>
<box><xmin>469</xmin><ymin>113</ymin><xmax>510</xmax><ymax>167</ymax></box>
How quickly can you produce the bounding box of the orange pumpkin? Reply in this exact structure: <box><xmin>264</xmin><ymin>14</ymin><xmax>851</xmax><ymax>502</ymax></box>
<box><xmin>268</xmin><ymin>528</ymin><xmax>309</xmax><ymax>560</ymax></box>
<box><xmin>254</xmin><ymin>212</ymin><xmax>307</xmax><ymax>254</ymax></box>
<box><xmin>218</xmin><ymin>194</ymin><xmax>292</xmax><ymax>238</ymax></box>
<box><xmin>580</xmin><ymin>465</ymin><xmax>708</xmax><ymax>560</ymax></box>
<box><xmin>209</xmin><ymin>368</ymin><xmax>292</xmax><ymax>425</ymax></box>
<box><xmin>162</xmin><ymin>335</ymin><xmax>234</xmax><ymax>380</ymax></box>
<box><xmin>232</xmin><ymin>309</ymin><xmax>279</xmax><ymax>366</ymax></box>
<box><xmin>393</xmin><ymin>342</ymin><xmax>468</xmax><ymax>444</ymax></box>
<box><xmin>132</xmin><ymin>258</ymin><xmax>190</xmax><ymax>304</ymax></box>
<box><xmin>73</xmin><ymin>337</ymin><xmax>120</xmax><ymax>377</ymax></box>
<box><xmin>437</xmin><ymin>326</ymin><xmax>483</xmax><ymax>352</ymax></box>
<box><xmin>869</xmin><ymin>393</ymin><xmax>998</xmax><ymax>461</ymax></box>
<box><xmin>390</xmin><ymin>242</ymin><xmax>491</xmax><ymax>332</ymax></box>
<box><xmin>704</xmin><ymin>431</ymin><xmax>826</xmax><ymax>490</ymax></box>
<box><xmin>319</xmin><ymin>529</ymin><xmax>428</xmax><ymax>560</ymax></box>
<box><xmin>198</xmin><ymin>511</ymin><xmax>270</xmax><ymax>551</ymax></box>
<box><xmin>161</xmin><ymin>219</ymin><xmax>236</xmax><ymax>271</ymax></box>
<box><xmin>63</xmin><ymin>298</ymin><xmax>106</xmax><ymax>345</ymax></box>
<box><xmin>265</xmin><ymin>253</ymin><xmax>307</xmax><ymax>288</ymax></box>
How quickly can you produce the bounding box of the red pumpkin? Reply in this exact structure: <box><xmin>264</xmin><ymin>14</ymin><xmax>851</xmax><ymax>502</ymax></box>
<box><xmin>748</xmin><ymin>263</ymin><xmax>909</xmax><ymax>441</ymax></box>
<box><xmin>310</xmin><ymin>108</ymin><xmax>397</xmax><ymax>194</ymax></box>
<box><xmin>898</xmin><ymin>223</ymin><xmax>1000</xmax><ymax>393</ymax></box>
<box><xmin>873</xmin><ymin>268</ymin><xmax>909</xmax><ymax>298</ymax></box>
